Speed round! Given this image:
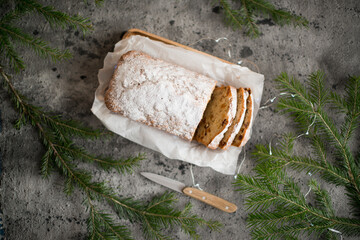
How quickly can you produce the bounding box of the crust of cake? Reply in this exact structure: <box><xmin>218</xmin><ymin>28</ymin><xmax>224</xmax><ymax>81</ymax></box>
<box><xmin>231</xmin><ymin>88</ymin><xmax>253</xmax><ymax>147</ymax></box>
<box><xmin>218</xmin><ymin>88</ymin><xmax>247</xmax><ymax>150</ymax></box>
<box><xmin>105</xmin><ymin>50</ymin><xmax>217</xmax><ymax>141</ymax></box>
<box><xmin>105</xmin><ymin>51</ymin><xmax>137</xmax><ymax>112</ymax></box>
<box><xmin>193</xmin><ymin>86</ymin><xmax>237</xmax><ymax>149</ymax></box>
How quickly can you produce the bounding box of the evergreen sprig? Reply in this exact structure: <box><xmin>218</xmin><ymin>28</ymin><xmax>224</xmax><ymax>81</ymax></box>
<box><xmin>0</xmin><ymin>64</ymin><xmax>221</xmax><ymax>239</ymax></box>
<box><xmin>14</xmin><ymin>0</ymin><xmax>93</xmax><ymax>32</ymax></box>
<box><xmin>0</xmin><ymin>0</ymin><xmax>93</xmax><ymax>71</ymax></box>
<box><xmin>0</xmin><ymin>1</ymin><xmax>221</xmax><ymax>239</ymax></box>
<box><xmin>216</xmin><ymin>0</ymin><xmax>308</xmax><ymax>37</ymax></box>
<box><xmin>234</xmin><ymin>71</ymin><xmax>360</xmax><ymax>239</ymax></box>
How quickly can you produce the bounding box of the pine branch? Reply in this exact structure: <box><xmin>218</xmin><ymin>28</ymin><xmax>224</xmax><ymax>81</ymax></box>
<box><xmin>15</xmin><ymin>0</ymin><xmax>93</xmax><ymax>33</ymax></box>
<box><xmin>86</xmin><ymin>193</ymin><xmax>133</xmax><ymax>240</ymax></box>
<box><xmin>216</xmin><ymin>0</ymin><xmax>308</xmax><ymax>37</ymax></box>
<box><xmin>245</xmin><ymin>0</ymin><xmax>308</xmax><ymax>27</ymax></box>
<box><xmin>308</xmin><ymin>71</ymin><xmax>329</xmax><ymax>107</ymax></box>
<box><xmin>234</xmin><ymin>169</ymin><xmax>360</xmax><ymax>239</ymax></box>
<box><xmin>53</xmin><ymin>143</ymin><xmax>144</xmax><ymax>174</ymax></box>
<box><xmin>275</xmin><ymin>72</ymin><xmax>360</xmax><ymax>199</ymax></box>
<box><xmin>311</xmin><ymin>135</ymin><xmax>327</xmax><ymax>165</ymax></box>
<box><xmin>240</xmin><ymin>0</ymin><xmax>260</xmax><ymax>37</ymax></box>
<box><xmin>236</xmin><ymin>71</ymin><xmax>360</xmax><ymax>239</ymax></box>
<box><xmin>0</xmin><ymin>11</ymin><xmax>21</xmax><ymax>24</ymax></box>
<box><xmin>111</xmin><ymin>193</ymin><xmax>222</xmax><ymax>240</ymax></box>
<box><xmin>277</xmin><ymin>133</ymin><xmax>295</xmax><ymax>154</ymax></box>
<box><xmin>250</xmin><ymin>223</ymin><xmax>329</xmax><ymax>240</ymax></box>
<box><xmin>55</xmin><ymin>123</ymin><xmax>220</xmax><ymax>239</ymax></box>
<box><xmin>247</xmin><ymin>209</ymin><xmax>307</xmax><ymax>229</ymax></box>
<box><xmin>94</xmin><ymin>0</ymin><xmax>105</xmax><ymax>7</ymax></box>
<box><xmin>0</xmin><ymin>23</ymin><xmax>72</xmax><ymax>62</ymax></box>
<box><xmin>0</xmin><ymin>32</ymin><xmax>25</xmax><ymax>71</ymax></box>
<box><xmin>329</xmin><ymin>91</ymin><xmax>347</xmax><ymax>113</ymax></box>
<box><xmin>309</xmin><ymin>179</ymin><xmax>335</xmax><ymax>218</ymax></box>
<box><xmin>53</xmin><ymin>147</ymin><xmax>220</xmax><ymax>239</ymax></box>
<box><xmin>340</xmin><ymin>76</ymin><xmax>360</xmax><ymax>145</ymax></box>
<box><xmin>219</xmin><ymin>0</ymin><xmax>244</xmax><ymax>30</ymax></box>
<box><xmin>254</xmin><ymin>143</ymin><xmax>350</xmax><ymax>186</ymax></box>
<box><xmin>41</xmin><ymin>148</ymin><xmax>53</xmax><ymax>178</ymax></box>
<box><xmin>0</xmin><ymin>68</ymin><xmax>102</xmax><ymax>139</ymax></box>
<box><xmin>0</xmin><ymin>66</ymin><xmax>221</xmax><ymax>240</ymax></box>
<box><xmin>42</xmin><ymin>116</ymin><xmax>103</xmax><ymax>139</ymax></box>
<box><xmin>0</xmin><ymin>0</ymin><xmax>94</xmax><ymax>72</ymax></box>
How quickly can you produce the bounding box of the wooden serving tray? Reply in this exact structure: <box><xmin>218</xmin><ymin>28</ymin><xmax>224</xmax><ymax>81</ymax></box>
<box><xmin>122</xmin><ymin>28</ymin><xmax>233</xmax><ymax>65</ymax></box>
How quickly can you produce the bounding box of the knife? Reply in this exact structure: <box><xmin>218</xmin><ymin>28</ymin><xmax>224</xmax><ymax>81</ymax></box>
<box><xmin>141</xmin><ymin>172</ymin><xmax>237</xmax><ymax>213</ymax></box>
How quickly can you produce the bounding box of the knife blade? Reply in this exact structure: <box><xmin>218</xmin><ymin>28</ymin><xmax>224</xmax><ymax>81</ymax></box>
<box><xmin>141</xmin><ymin>172</ymin><xmax>237</xmax><ymax>213</ymax></box>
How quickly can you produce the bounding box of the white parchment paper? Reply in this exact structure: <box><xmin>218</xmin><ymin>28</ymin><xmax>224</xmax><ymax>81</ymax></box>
<box><xmin>91</xmin><ymin>35</ymin><xmax>264</xmax><ymax>175</ymax></box>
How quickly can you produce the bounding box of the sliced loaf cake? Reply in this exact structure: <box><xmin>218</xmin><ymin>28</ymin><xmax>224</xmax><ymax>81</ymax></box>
<box><xmin>105</xmin><ymin>50</ymin><xmax>217</xmax><ymax>141</ymax></box>
<box><xmin>232</xmin><ymin>88</ymin><xmax>253</xmax><ymax>147</ymax></box>
<box><xmin>193</xmin><ymin>86</ymin><xmax>237</xmax><ymax>149</ymax></box>
<box><xmin>218</xmin><ymin>88</ymin><xmax>248</xmax><ymax>150</ymax></box>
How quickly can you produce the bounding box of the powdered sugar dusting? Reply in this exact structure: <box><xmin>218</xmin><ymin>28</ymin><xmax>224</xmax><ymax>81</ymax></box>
<box><xmin>208</xmin><ymin>86</ymin><xmax>237</xmax><ymax>148</ymax></box>
<box><xmin>106</xmin><ymin>51</ymin><xmax>216</xmax><ymax>141</ymax></box>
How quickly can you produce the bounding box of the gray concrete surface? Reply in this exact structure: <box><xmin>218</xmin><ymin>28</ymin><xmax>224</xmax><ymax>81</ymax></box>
<box><xmin>1</xmin><ymin>0</ymin><xmax>360</xmax><ymax>239</ymax></box>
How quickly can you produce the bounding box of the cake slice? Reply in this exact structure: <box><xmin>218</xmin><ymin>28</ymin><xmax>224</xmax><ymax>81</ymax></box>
<box><xmin>193</xmin><ymin>86</ymin><xmax>237</xmax><ymax>149</ymax></box>
<box><xmin>105</xmin><ymin>50</ymin><xmax>217</xmax><ymax>141</ymax></box>
<box><xmin>218</xmin><ymin>88</ymin><xmax>248</xmax><ymax>150</ymax></box>
<box><xmin>232</xmin><ymin>88</ymin><xmax>253</xmax><ymax>147</ymax></box>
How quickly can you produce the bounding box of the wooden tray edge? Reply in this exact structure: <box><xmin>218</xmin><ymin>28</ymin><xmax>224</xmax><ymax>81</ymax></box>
<box><xmin>122</xmin><ymin>28</ymin><xmax>234</xmax><ymax>65</ymax></box>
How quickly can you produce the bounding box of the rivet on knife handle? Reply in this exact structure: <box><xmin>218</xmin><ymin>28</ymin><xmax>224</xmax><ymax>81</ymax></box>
<box><xmin>182</xmin><ymin>187</ymin><xmax>237</xmax><ymax>213</ymax></box>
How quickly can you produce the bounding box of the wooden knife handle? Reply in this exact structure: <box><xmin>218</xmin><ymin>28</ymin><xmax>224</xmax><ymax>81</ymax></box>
<box><xmin>182</xmin><ymin>187</ymin><xmax>237</xmax><ymax>213</ymax></box>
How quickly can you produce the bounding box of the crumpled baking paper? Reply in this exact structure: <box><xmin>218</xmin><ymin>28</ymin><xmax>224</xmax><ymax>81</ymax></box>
<box><xmin>91</xmin><ymin>35</ymin><xmax>264</xmax><ymax>175</ymax></box>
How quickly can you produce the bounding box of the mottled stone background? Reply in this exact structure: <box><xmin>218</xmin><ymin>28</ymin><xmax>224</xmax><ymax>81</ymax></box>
<box><xmin>0</xmin><ymin>0</ymin><xmax>359</xmax><ymax>239</ymax></box>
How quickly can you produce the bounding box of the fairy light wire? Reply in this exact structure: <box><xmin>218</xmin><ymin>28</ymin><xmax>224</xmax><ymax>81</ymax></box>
<box><xmin>189</xmin><ymin>36</ymin><xmax>260</xmax><ymax>73</ymax></box>
<box><xmin>189</xmin><ymin>164</ymin><xmax>203</xmax><ymax>191</ymax></box>
<box><xmin>189</xmin><ymin>37</ymin><xmax>229</xmax><ymax>47</ymax></box>
<box><xmin>259</xmin><ymin>92</ymin><xmax>295</xmax><ymax>110</ymax></box>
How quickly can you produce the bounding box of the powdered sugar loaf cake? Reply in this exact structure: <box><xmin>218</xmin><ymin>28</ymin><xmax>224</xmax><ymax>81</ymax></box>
<box><xmin>193</xmin><ymin>86</ymin><xmax>237</xmax><ymax>149</ymax></box>
<box><xmin>105</xmin><ymin>50</ymin><xmax>217</xmax><ymax>141</ymax></box>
